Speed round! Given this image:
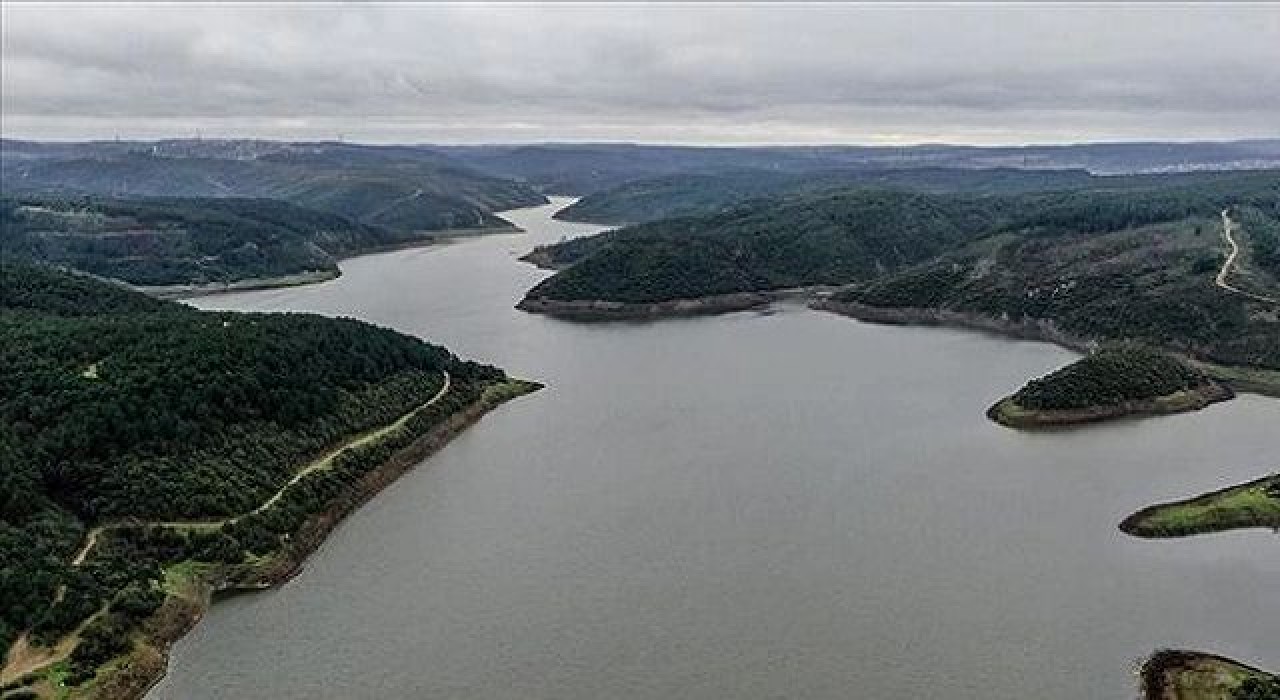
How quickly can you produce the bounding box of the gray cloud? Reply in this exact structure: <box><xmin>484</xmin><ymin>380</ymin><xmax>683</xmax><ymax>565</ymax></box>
<box><xmin>2</xmin><ymin>2</ymin><xmax>1278</xmax><ymax>144</ymax></box>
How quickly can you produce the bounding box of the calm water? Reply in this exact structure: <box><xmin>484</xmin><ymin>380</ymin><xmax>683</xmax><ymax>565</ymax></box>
<box><xmin>154</xmin><ymin>198</ymin><xmax>1278</xmax><ymax>699</ymax></box>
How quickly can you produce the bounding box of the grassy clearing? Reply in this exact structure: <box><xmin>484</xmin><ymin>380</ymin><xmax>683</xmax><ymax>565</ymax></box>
<box><xmin>160</xmin><ymin>561</ymin><xmax>214</xmax><ymax>600</ymax></box>
<box><xmin>1121</xmin><ymin>475</ymin><xmax>1280</xmax><ymax>538</ymax></box>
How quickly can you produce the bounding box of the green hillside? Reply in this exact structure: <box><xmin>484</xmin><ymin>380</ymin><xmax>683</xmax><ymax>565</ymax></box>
<box><xmin>1</xmin><ymin>142</ymin><xmax>546</xmax><ymax>233</ymax></box>
<box><xmin>0</xmin><ymin>193</ymin><xmax>511</xmax><ymax>287</ymax></box>
<box><xmin>525</xmin><ymin>189</ymin><xmax>1012</xmax><ymax>303</ymax></box>
<box><xmin>554</xmin><ymin>167</ymin><xmax>1106</xmax><ymax>224</ymax></box>
<box><xmin>525</xmin><ymin>172</ymin><xmax>1280</xmax><ymax>373</ymax></box>
<box><xmin>0</xmin><ymin>264</ymin><xmax>517</xmax><ymax>689</ymax></box>
<box><xmin>1009</xmin><ymin>344</ymin><xmax>1214</xmax><ymax>411</ymax></box>
<box><xmin>556</xmin><ymin>168</ymin><xmax>1280</xmax><ymax>226</ymax></box>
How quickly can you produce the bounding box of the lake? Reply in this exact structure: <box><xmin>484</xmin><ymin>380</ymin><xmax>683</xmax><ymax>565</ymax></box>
<box><xmin>153</xmin><ymin>197</ymin><xmax>1279</xmax><ymax>699</ymax></box>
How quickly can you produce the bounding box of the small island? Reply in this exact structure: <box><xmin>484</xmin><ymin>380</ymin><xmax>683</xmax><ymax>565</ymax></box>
<box><xmin>1141</xmin><ymin>650</ymin><xmax>1280</xmax><ymax>700</ymax></box>
<box><xmin>1119</xmin><ymin>474</ymin><xmax>1280</xmax><ymax>538</ymax></box>
<box><xmin>987</xmin><ymin>344</ymin><xmax>1234</xmax><ymax>429</ymax></box>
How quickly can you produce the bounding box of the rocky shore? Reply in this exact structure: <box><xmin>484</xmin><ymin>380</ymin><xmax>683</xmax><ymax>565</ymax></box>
<box><xmin>986</xmin><ymin>382</ymin><xmax>1235</xmax><ymax>429</ymax></box>
<box><xmin>811</xmin><ymin>298</ymin><xmax>1097</xmax><ymax>352</ymax></box>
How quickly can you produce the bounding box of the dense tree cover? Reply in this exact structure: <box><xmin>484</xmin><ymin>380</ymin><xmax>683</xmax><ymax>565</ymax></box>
<box><xmin>1</xmin><ymin>195</ymin><xmax>357</xmax><ymax>285</ymax></box>
<box><xmin>1234</xmin><ymin>677</ymin><xmax>1280</xmax><ymax>700</ymax></box>
<box><xmin>526</xmin><ymin>189</ymin><xmax>1016</xmax><ymax>303</ymax></box>
<box><xmin>0</xmin><ymin>264</ymin><xmax>506</xmax><ymax>684</ymax></box>
<box><xmin>0</xmin><ymin>192</ymin><xmax>523</xmax><ymax>286</ymax></box>
<box><xmin>0</xmin><ymin>263</ymin><xmax>172</xmax><ymax>316</ymax></box>
<box><xmin>527</xmin><ymin>172</ymin><xmax>1280</xmax><ymax>308</ymax></box>
<box><xmin>839</xmin><ymin>211</ymin><xmax>1280</xmax><ymax>370</ymax></box>
<box><xmin>1004</xmin><ymin>174</ymin><xmax>1280</xmax><ymax>235</ymax></box>
<box><xmin>1008</xmin><ymin>344</ymin><xmax>1211</xmax><ymax>411</ymax></box>
<box><xmin>1238</xmin><ymin>206</ymin><xmax>1280</xmax><ymax>281</ymax></box>
<box><xmin>436</xmin><ymin>141</ymin><xmax>1280</xmax><ymax>194</ymax></box>
<box><xmin>1</xmin><ymin>141</ymin><xmax>545</xmax><ymax>232</ymax></box>
<box><xmin>554</xmin><ymin>167</ymin><xmax>1134</xmax><ymax>225</ymax></box>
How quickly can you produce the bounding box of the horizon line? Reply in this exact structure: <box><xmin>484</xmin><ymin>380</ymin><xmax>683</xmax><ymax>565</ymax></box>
<box><xmin>4</xmin><ymin>135</ymin><xmax>1280</xmax><ymax>150</ymax></box>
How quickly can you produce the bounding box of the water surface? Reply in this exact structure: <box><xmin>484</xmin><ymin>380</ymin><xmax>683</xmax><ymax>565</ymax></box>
<box><xmin>154</xmin><ymin>198</ymin><xmax>1279</xmax><ymax>699</ymax></box>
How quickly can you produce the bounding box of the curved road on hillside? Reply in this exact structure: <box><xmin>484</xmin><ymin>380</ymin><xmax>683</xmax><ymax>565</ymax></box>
<box><xmin>3</xmin><ymin>371</ymin><xmax>452</xmax><ymax>684</ymax></box>
<box><xmin>71</xmin><ymin>370</ymin><xmax>450</xmax><ymax>565</ymax></box>
<box><xmin>1216</xmin><ymin>209</ymin><xmax>1279</xmax><ymax>305</ymax></box>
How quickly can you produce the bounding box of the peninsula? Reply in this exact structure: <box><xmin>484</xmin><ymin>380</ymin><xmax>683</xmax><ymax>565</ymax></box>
<box><xmin>1120</xmin><ymin>474</ymin><xmax>1280</xmax><ymax>538</ymax></box>
<box><xmin>986</xmin><ymin>344</ymin><xmax>1234</xmax><ymax>428</ymax></box>
<box><xmin>0</xmin><ymin>263</ymin><xmax>539</xmax><ymax>699</ymax></box>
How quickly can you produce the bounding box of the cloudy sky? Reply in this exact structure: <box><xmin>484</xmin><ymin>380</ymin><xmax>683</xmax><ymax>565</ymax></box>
<box><xmin>2</xmin><ymin>2</ymin><xmax>1278</xmax><ymax>145</ymax></box>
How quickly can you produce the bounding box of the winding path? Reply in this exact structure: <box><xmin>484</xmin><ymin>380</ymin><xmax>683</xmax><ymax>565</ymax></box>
<box><xmin>1215</xmin><ymin>209</ymin><xmax>1279</xmax><ymax>305</ymax></box>
<box><xmin>7</xmin><ymin>371</ymin><xmax>451</xmax><ymax>683</ymax></box>
<box><xmin>68</xmin><ymin>370</ymin><xmax>450</xmax><ymax>566</ymax></box>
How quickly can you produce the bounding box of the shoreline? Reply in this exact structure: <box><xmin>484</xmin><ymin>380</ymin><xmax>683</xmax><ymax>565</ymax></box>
<box><xmin>1140</xmin><ymin>650</ymin><xmax>1278</xmax><ymax>700</ymax></box>
<box><xmin>515</xmin><ymin>285</ymin><xmax>838</xmax><ymax>321</ymax></box>
<box><xmin>549</xmin><ymin>210</ymin><xmax>621</xmax><ymax>225</ymax></box>
<box><xmin>812</xmin><ymin>298</ymin><xmax>1280</xmax><ymax>397</ymax></box>
<box><xmin>140</xmin><ymin>269</ymin><xmax>343</xmax><ymax>300</ymax></box>
<box><xmin>517</xmin><ymin>247</ymin><xmax>570</xmax><ymax>271</ymax></box>
<box><xmin>137</xmin><ymin>224</ymin><xmax>523</xmax><ymax>301</ymax></box>
<box><xmin>812</xmin><ymin>298</ymin><xmax>1098</xmax><ymax>352</ymax></box>
<box><xmin>17</xmin><ymin>379</ymin><xmax>541</xmax><ymax>700</ymax></box>
<box><xmin>1119</xmin><ymin>473</ymin><xmax>1280</xmax><ymax>538</ymax></box>
<box><xmin>515</xmin><ymin>291</ymin><xmax>772</xmax><ymax>320</ymax></box>
<box><xmin>986</xmin><ymin>383</ymin><xmax>1235</xmax><ymax>429</ymax></box>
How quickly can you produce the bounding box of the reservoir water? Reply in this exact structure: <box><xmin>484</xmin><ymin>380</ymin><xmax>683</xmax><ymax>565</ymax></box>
<box><xmin>154</xmin><ymin>198</ymin><xmax>1278</xmax><ymax>699</ymax></box>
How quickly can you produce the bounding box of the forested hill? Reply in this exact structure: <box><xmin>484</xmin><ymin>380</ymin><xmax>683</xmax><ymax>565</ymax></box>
<box><xmin>436</xmin><ymin>140</ymin><xmax>1280</xmax><ymax>194</ymax></box>
<box><xmin>831</xmin><ymin>177</ymin><xmax>1280</xmax><ymax>371</ymax></box>
<box><xmin>1</xmin><ymin>194</ymin><xmax>483</xmax><ymax>287</ymax></box>
<box><xmin>1008</xmin><ymin>344</ymin><xmax>1214</xmax><ymax>411</ymax></box>
<box><xmin>1</xmin><ymin>140</ymin><xmax>546</xmax><ymax>233</ymax></box>
<box><xmin>0</xmin><ymin>264</ymin><xmax>511</xmax><ymax>687</ymax></box>
<box><xmin>522</xmin><ymin>172</ymin><xmax>1280</xmax><ymax>371</ymax></box>
<box><xmin>553</xmin><ymin>168</ymin><xmax>1101</xmax><ymax>224</ymax></box>
<box><xmin>0</xmin><ymin>262</ymin><xmax>173</xmax><ymax>316</ymax></box>
<box><xmin>525</xmin><ymin>189</ymin><xmax>1013</xmax><ymax>303</ymax></box>
<box><xmin>553</xmin><ymin>168</ymin><xmax>1280</xmax><ymax>225</ymax></box>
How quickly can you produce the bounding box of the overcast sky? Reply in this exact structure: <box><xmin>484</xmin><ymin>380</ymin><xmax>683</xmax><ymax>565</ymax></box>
<box><xmin>2</xmin><ymin>2</ymin><xmax>1278</xmax><ymax>145</ymax></box>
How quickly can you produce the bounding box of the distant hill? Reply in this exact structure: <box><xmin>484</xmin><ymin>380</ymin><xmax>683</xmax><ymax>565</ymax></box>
<box><xmin>553</xmin><ymin>168</ymin><xmax>1111</xmax><ymax>224</ymax></box>
<box><xmin>1</xmin><ymin>140</ymin><xmax>547</xmax><ymax>232</ymax></box>
<box><xmin>524</xmin><ymin>189</ymin><xmax>1015</xmax><ymax>303</ymax></box>
<box><xmin>0</xmin><ymin>194</ymin><xmax>439</xmax><ymax>286</ymax></box>
<box><xmin>439</xmin><ymin>140</ymin><xmax>1280</xmax><ymax>195</ymax></box>
<box><xmin>522</xmin><ymin>171</ymin><xmax>1280</xmax><ymax>372</ymax></box>
<box><xmin>554</xmin><ymin>167</ymin><xmax>1280</xmax><ymax>225</ymax></box>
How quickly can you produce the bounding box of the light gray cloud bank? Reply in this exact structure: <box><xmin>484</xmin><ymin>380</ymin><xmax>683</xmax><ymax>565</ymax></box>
<box><xmin>3</xmin><ymin>2</ymin><xmax>1278</xmax><ymax>144</ymax></box>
